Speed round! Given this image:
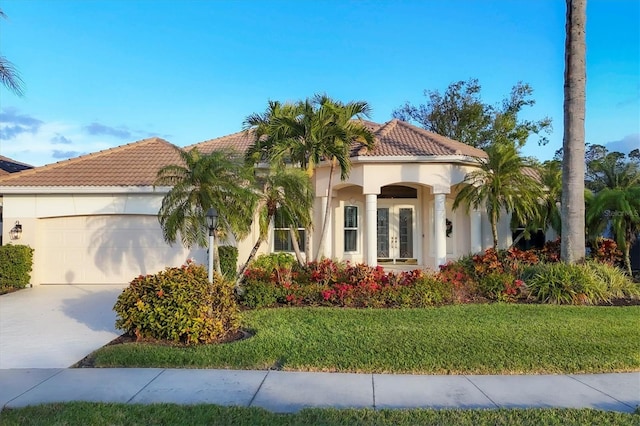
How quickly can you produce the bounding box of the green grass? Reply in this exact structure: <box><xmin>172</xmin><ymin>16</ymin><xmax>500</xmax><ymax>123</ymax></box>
<box><xmin>92</xmin><ymin>304</ymin><xmax>640</xmax><ymax>374</ymax></box>
<box><xmin>1</xmin><ymin>403</ymin><xmax>637</xmax><ymax>426</ymax></box>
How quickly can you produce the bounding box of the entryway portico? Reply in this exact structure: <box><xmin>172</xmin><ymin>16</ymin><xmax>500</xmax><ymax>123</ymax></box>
<box><xmin>315</xmin><ymin>160</ymin><xmax>486</xmax><ymax>270</ymax></box>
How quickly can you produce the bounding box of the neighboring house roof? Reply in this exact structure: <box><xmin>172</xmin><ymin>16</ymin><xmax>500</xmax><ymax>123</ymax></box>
<box><xmin>0</xmin><ymin>155</ymin><xmax>33</xmax><ymax>175</ymax></box>
<box><xmin>0</xmin><ymin>119</ymin><xmax>488</xmax><ymax>188</ymax></box>
<box><xmin>521</xmin><ymin>166</ymin><xmax>542</xmax><ymax>184</ymax></box>
<box><xmin>0</xmin><ymin>137</ymin><xmax>181</xmax><ymax>187</ymax></box>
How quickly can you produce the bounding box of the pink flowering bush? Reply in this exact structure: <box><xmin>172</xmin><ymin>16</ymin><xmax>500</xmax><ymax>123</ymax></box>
<box><xmin>239</xmin><ymin>256</ymin><xmax>452</xmax><ymax>309</ymax></box>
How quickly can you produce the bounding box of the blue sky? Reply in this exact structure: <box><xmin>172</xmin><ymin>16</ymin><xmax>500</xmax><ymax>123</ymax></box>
<box><xmin>0</xmin><ymin>0</ymin><xmax>638</xmax><ymax>166</ymax></box>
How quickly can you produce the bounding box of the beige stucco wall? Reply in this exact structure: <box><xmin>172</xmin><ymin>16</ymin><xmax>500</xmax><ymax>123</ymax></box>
<box><xmin>2</xmin><ymin>192</ymin><xmax>208</xmax><ymax>285</ymax></box>
<box><xmin>1</xmin><ymin>157</ymin><xmax>523</xmax><ymax>284</ymax></box>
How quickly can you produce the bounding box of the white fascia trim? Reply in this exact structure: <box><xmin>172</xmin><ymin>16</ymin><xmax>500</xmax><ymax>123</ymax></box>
<box><xmin>350</xmin><ymin>155</ymin><xmax>482</xmax><ymax>165</ymax></box>
<box><xmin>0</xmin><ymin>186</ymin><xmax>168</xmax><ymax>195</ymax></box>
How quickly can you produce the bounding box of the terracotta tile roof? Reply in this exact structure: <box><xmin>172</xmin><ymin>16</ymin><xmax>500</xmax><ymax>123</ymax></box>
<box><xmin>352</xmin><ymin>119</ymin><xmax>488</xmax><ymax>158</ymax></box>
<box><xmin>0</xmin><ymin>138</ymin><xmax>181</xmax><ymax>187</ymax></box>
<box><xmin>521</xmin><ymin>166</ymin><xmax>542</xmax><ymax>183</ymax></box>
<box><xmin>0</xmin><ymin>120</ymin><xmax>488</xmax><ymax>189</ymax></box>
<box><xmin>186</xmin><ymin>129</ymin><xmax>255</xmax><ymax>155</ymax></box>
<box><xmin>0</xmin><ymin>155</ymin><xmax>33</xmax><ymax>174</ymax></box>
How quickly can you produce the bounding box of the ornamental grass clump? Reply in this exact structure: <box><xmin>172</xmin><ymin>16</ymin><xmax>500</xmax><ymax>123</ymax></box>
<box><xmin>584</xmin><ymin>261</ymin><xmax>640</xmax><ymax>300</ymax></box>
<box><xmin>114</xmin><ymin>261</ymin><xmax>239</xmax><ymax>344</ymax></box>
<box><xmin>521</xmin><ymin>262</ymin><xmax>608</xmax><ymax>305</ymax></box>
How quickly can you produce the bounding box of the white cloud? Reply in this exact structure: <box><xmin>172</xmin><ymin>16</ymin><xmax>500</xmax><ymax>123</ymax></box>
<box><xmin>0</xmin><ymin>109</ymin><xmax>160</xmax><ymax>166</ymax></box>
<box><xmin>0</xmin><ymin>120</ymin><xmax>115</xmax><ymax>166</ymax></box>
<box><xmin>605</xmin><ymin>133</ymin><xmax>640</xmax><ymax>155</ymax></box>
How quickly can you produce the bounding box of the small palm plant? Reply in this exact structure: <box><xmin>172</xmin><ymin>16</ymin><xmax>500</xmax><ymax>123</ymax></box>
<box><xmin>454</xmin><ymin>141</ymin><xmax>544</xmax><ymax>249</ymax></box>
<box><xmin>154</xmin><ymin>147</ymin><xmax>257</xmax><ymax>274</ymax></box>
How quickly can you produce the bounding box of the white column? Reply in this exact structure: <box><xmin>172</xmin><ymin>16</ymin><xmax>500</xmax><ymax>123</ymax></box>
<box><xmin>434</xmin><ymin>193</ymin><xmax>447</xmax><ymax>268</ymax></box>
<box><xmin>470</xmin><ymin>208</ymin><xmax>482</xmax><ymax>254</ymax></box>
<box><xmin>365</xmin><ymin>193</ymin><xmax>377</xmax><ymax>266</ymax></box>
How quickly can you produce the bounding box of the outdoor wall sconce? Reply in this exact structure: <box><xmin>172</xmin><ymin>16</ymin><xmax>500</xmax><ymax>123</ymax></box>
<box><xmin>10</xmin><ymin>221</ymin><xmax>22</xmax><ymax>240</ymax></box>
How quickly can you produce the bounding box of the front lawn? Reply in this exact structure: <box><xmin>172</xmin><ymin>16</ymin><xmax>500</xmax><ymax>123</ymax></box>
<box><xmin>92</xmin><ymin>304</ymin><xmax>640</xmax><ymax>374</ymax></box>
<box><xmin>1</xmin><ymin>403</ymin><xmax>637</xmax><ymax>426</ymax></box>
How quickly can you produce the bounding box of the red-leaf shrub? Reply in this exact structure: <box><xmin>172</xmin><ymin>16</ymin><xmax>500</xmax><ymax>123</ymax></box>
<box><xmin>589</xmin><ymin>238</ymin><xmax>623</xmax><ymax>266</ymax></box>
<box><xmin>239</xmin><ymin>258</ymin><xmax>453</xmax><ymax>309</ymax></box>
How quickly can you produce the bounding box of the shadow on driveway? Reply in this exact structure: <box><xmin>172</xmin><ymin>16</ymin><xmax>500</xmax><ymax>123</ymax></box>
<box><xmin>0</xmin><ymin>285</ymin><xmax>125</xmax><ymax>368</ymax></box>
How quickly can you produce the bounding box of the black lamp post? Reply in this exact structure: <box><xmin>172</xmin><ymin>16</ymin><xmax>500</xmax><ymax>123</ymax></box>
<box><xmin>206</xmin><ymin>208</ymin><xmax>218</xmax><ymax>282</ymax></box>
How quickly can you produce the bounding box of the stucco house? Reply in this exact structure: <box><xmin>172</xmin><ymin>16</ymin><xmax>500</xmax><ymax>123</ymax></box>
<box><xmin>0</xmin><ymin>119</ymin><xmax>517</xmax><ymax>286</ymax></box>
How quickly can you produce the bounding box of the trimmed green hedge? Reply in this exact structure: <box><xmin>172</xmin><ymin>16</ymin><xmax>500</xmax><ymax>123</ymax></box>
<box><xmin>0</xmin><ymin>244</ymin><xmax>34</xmax><ymax>292</ymax></box>
<box><xmin>219</xmin><ymin>246</ymin><xmax>238</xmax><ymax>279</ymax></box>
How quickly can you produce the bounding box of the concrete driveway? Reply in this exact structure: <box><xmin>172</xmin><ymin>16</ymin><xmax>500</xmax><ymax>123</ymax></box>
<box><xmin>0</xmin><ymin>285</ymin><xmax>126</xmax><ymax>369</ymax></box>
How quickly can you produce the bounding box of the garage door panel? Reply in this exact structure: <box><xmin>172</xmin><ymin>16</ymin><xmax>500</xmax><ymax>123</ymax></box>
<box><xmin>37</xmin><ymin>215</ymin><xmax>201</xmax><ymax>285</ymax></box>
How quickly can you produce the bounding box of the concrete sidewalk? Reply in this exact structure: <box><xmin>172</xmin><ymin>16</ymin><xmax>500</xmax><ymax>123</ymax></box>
<box><xmin>1</xmin><ymin>369</ymin><xmax>638</xmax><ymax>413</ymax></box>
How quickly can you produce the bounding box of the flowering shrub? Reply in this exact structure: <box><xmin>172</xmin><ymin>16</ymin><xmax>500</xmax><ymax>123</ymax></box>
<box><xmin>477</xmin><ymin>272</ymin><xmax>526</xmax><ymax>302</ymax></box>
<box><xmin>114</xmin><ymin>261</ymin><xmax>239</xmax><ymax>344</ymax></box>
<box><xmin>539</xmin><ymin>238</ymin><xmax>561</xmax><ymax>263</ymax></box>
<box><xmin>472</xmin><ymin>247</ymin><xmax>539</xmax><ymax>279</ymax></box>
<box><xmin>589</xmin><ymin>238</ymin><xmax>623</xmax><ymax>266</ymax></box>
<box><xmin>239</xmin><ymin>258</ymin><xmax>452</xmax><ymax>308</ymax></box>
<box><xmin>436</xmin><ymin>261</ymin><xmax>478</xmax><ymax>303</ymax></box>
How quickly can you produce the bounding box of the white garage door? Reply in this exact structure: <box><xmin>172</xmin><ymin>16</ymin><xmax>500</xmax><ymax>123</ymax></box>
<box><xmin>37</xmin><ymin>215</ymin><xmax>202</xmax><ymax>284</ymax></box>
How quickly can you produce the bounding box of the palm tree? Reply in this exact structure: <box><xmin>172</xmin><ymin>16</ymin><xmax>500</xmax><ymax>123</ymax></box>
<box><xmin>154</xmin><ymin>147</ymin><xmax>257</xmax><ymax>274</ymax></box>
<box><xmin>312</xmin><ymin>95</ymin><xmax>375</xmax><ymax>260</ymax></box>
<box><xmin>244</xmin><ymin>99</ymin><xmax>314</xmax><ymax>259</ymax></box>
<box><xmin>561</xmin><ymin>0</ymin><xmax>587</xmax><ymax>264</ymax></box>
<box><xmin>509</xmin><ymin>160</ymin><xmax>563</xmax><ymax>248</ymax></box>
<box><xmin>539</xmin><ymin>159</ymin><xmax>563</xmax><ymax>235</ymax></box>
<box><xmin>586</xmin><ymin>186</ymin><xmax>640</xmax><ymax>274</ymax></box>
<box><xmin>453</xmin><ymin>142</ymin><xmax>544</xmax><ymax>249</ymax></box>
<box><xmin>0</xmin><ymin>9</ymin><xmax>24</xmax><ymax>96</ymax></box>
<box><xmin>236</xmin><ymin>166</ymin><xmax>313</xmax><ymax>282</ymax></box>
<box><xmin>245</xmin><ymin>95</ymin><xmax>375</xmax><ymax>261</ymax></box>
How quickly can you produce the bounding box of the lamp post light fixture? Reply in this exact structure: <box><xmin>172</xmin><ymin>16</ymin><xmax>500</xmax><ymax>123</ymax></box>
<box><xmin>9</xmin><ymin>221</ymin><xmax>22</xmax><ymax>240</ymax></box>
<box><xmin>206</xmin><ymin>208</ymin><xmax>218</xmax><ymax>283</ymax></box>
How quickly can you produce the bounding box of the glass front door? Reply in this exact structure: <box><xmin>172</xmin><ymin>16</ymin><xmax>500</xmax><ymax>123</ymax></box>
<box><xmin>377</xmin><ymin>203</ymin><xmax>416</xmax><ymax>264</ymax></box>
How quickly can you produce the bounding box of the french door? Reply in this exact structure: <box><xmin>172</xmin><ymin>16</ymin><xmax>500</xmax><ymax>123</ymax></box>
<box><xmin>377</xmin><ymin>202</ymin><xmax>417</xmax><ymax>264</ymax></box>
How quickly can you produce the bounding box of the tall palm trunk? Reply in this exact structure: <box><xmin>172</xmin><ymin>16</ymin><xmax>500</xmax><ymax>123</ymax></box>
<box><xmin>315</xmin><ymin>158</ymin><xmax>337</xmax><ymax>261</ymax></box>
<box><xmin>623</xmin><ymin>240</ymin><xmax>632</xmax><ymax>276</ymax></box>
<box><xmin>236</xmin><ymin>235</ymin><xmax>265</xmax><ymax>288</ymax></box>
<box><xmin>212</xmin><ymin>232</ymin><xmax>222</xmax><ymax>275</ymax></box>
<box><xmin>561</xmin><ymin>0</ymin><xmax>587</xmax><ymax>264</ymax></box>
<box><xmin>289</xmin><ymin>228</ymin><xmax>305</xmax><ymax>265</ymax></box>
<box><xmin>490</xmin><ymin>210</ymin><xmax>499</xmax><ymax>249</ymax></box>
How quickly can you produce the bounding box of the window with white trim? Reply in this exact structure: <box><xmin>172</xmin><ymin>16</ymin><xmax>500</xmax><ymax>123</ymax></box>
<box><xmin>344</xmin><ymin>205</ymin><xmax>358</xmax><ymax>252</ymax></box>
<box><xmin>273</xmin><ymin>209</ymin><xmax>306</xmax><ymax>252</ymax></box>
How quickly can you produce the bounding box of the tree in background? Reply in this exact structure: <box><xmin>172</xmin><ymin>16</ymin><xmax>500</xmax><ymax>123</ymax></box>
<box><xmin>586</xmin><ymin>185</ymin><xmax>640</xmax><ymax>274</ymax></box>
<box><xmin>154</xmin><ymin>147</ymin><xmax>257</xmax><ymax>274</ymax></box>
<box><xmin>583</xmin><ymin>147</ymin><xmax>640</xmax><ymax>274</ymax></box>
<box><xmin>453</xmin><ymin>141</ymin><xmax>544</xmax><ymax>249</ymax></box>
<box><xmin>0</xmin><ymin>9</ymin><xmax>24</xmax><ymax>96</ymax></box>
<box><xmin>561</xmin><ymin>0</ymin><xmax>587</xmax><ymax>265</ymax></box>
<box><xmin>393</xmin><ymin>79</ymin><xmax>551</xmax><ymax>149</ymax></box>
